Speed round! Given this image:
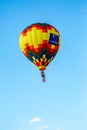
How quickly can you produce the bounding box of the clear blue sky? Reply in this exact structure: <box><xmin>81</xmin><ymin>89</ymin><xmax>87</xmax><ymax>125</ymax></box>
<box><xmin>0</xmin><ymin>0</ymin><xmax>87</xmax><ymax>130</ymax></box>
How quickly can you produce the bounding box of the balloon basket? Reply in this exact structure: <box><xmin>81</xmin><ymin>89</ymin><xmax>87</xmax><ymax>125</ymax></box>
<box><xmin>40</xmin><ymin>71</ymin><xmax>46</xmax><ymax>82</ymax></box>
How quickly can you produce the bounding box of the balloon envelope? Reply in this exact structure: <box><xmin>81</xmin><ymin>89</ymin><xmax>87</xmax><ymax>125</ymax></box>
<box><xmin>19</xmin><ymin>23</ymin><xmax>61</xmax><ymax>70</ymax></box>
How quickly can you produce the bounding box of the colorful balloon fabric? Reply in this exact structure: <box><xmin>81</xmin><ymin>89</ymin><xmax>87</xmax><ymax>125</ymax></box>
<box><xmin>19</xmin><ymin>23</ymin><xmax>61</xmax><ymax>71</ymax></box>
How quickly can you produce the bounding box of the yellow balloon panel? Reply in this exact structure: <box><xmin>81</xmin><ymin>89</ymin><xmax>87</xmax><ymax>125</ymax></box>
<box><xmin>19</xmin><ymin>35</ymin><xmax>27</xmax><ymax>52</ymax></box>
<box><xmin>36</xmin><ymin>30</ymin><xmax>43</xmax><ymax>43</ymax></box>
<box><xmin>27</xmin><ymin>31</ymin><xmax>33</xmax><ymax>46</ymax></box>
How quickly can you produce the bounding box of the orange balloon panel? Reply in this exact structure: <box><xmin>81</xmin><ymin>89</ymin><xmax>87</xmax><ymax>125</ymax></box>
<box><xmin>19</xmin><ymin>23</ymin><xmax>61</xmax><ymax>70</ymax></box>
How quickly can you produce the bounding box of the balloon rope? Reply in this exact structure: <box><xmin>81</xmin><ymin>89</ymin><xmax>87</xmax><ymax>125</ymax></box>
<box><xmin>41</xmin><ymin>70</ymin><xmax>46</xmax><ymax>82</ymax></box>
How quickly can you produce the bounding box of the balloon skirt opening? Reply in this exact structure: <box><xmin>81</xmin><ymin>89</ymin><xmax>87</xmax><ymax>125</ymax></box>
<box><xmin>38</xmin><ymin>65</ymin><xmax>46</xmax><ymax>71</ymax></box>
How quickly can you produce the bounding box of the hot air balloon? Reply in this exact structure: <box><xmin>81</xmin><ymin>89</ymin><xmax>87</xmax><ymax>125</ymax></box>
<box><xmin>19</xmin><ymin>23</ymin><xmax>61</xmax><ymax>82</ymax></box>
